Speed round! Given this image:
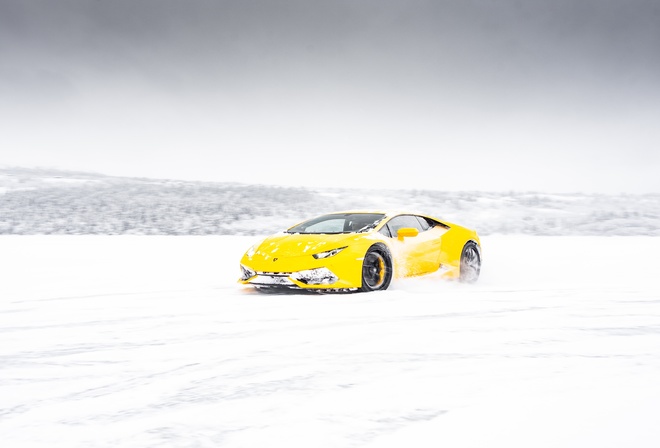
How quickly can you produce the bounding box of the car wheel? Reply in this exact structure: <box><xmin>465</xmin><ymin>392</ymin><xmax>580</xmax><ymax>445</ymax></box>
<box><xmin>459</xmin><ymin>241</ymin><xmax>481</xmax><ymax>283</ymax></box>
<box><xmin>360</xmin><ymin>244</ymin><xmax>393</xmax><ymax>292</ymax></box>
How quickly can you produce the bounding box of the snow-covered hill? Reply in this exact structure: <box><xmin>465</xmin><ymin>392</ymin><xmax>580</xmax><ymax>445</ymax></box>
<box><xmin>1</xmin><ymin>235</ymin><xmax>659</xmax><ymax>448</ymax></box>
<box><xmin>1</xmin><ymin>167</ymin><xmax>659</xmax><ymax>235</ymax></box>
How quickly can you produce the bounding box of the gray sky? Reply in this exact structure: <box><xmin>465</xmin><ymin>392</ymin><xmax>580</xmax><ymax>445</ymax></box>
<box><xmin>1</xmin><ymin>0</ymin><xmax>659</xmax><ymax>193</ymax></box>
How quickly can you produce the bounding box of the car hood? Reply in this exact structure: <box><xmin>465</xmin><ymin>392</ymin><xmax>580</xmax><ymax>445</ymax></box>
<box><xmin>254</xmin><ymin>232</ymin><xmax>363</xmax><ymax>259</ymax></box>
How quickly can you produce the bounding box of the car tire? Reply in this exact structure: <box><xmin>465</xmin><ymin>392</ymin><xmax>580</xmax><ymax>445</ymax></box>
<box><xmin>360</xmin><ymin>244</ymin><xmax>393</xmax><ymax>292</ymax></box>
<box><xmin>459</xmin><ymin>241</ymin><xmax>481</xmax><ymax>283</ymax></box>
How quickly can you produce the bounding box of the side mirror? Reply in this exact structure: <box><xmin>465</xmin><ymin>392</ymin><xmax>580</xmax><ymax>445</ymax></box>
<box><xmin>397</xmin><ymin>227</ymin><xmax>419</xmax><ymax>241</ymax></box>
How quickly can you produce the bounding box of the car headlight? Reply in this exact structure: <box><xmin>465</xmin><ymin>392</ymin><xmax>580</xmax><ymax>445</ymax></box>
<box><xmin>239</xmin><ymin>264</ymin><xmax>256</xmax><ymax>281</ymax></box>
<box><xmin>313</xmin><ymin>246</ymin><xmax>347</xmax><ymax>259</ymax></box>
<box><xmin>291</xmin><ymin>267</ymin><xmax>338</xmax><ymax>285</ymax></box>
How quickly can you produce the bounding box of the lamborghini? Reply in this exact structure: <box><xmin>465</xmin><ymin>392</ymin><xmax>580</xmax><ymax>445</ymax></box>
<box><xmin>238</xmin><ymin>210</ymin><xmax>481</xmax><ymax>293</ymax></box>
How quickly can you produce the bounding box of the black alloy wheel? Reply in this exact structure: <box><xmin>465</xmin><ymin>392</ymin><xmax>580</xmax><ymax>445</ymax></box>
<box><xmin>360</xmin><ymin>245</ymin><xmax>393</xmax><ymax>292</ymax></box>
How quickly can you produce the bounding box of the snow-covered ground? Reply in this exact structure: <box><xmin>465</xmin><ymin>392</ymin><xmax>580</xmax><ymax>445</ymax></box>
<box><xmin>1</xmin><ymin>235</ymin><xmax>660</xmax><ymax>447</ymax></box>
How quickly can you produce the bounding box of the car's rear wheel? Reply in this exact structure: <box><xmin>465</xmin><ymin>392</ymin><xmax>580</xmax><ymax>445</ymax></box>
<box><xmin>459</xmin><ymin>241</ymin><xmax>481</xmax><ymax>283</ymax></box>
<box><xmin>360</xmin><ymin>245</ymin><xmax>393</xmax><ymax>292</ymax></box>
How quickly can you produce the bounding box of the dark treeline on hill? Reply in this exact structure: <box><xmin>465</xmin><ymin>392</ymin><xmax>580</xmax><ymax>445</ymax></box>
<box><xmin>1</xmin><ymin>168</ymin><xmax>659</xmax><ymax>236</ymax></box>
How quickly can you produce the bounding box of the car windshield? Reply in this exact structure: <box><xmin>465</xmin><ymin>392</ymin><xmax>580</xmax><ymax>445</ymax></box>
<box><xmin>286</xmin><ymin>213</ymin><xmax>386</xmax><ymax>234</ymax></box>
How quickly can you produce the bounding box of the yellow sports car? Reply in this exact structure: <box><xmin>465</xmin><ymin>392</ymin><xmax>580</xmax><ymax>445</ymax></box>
<box><xmin>238</xmin><ymin>210</ymin><xmax>481</xmax><ymax>293</ymax></box>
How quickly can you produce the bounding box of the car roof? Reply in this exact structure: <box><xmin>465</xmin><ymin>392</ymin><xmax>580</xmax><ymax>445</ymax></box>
<box><xmin>327</xmin><ymin>210</ymin><xmax>429</xmax><ymax>218</ymax></box>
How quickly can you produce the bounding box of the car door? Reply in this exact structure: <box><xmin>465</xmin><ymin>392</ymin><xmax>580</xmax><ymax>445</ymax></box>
<box><xmin>384</xmin><ymin>215</ymin><xmax>444</xmax><ymax>277</ymax></box>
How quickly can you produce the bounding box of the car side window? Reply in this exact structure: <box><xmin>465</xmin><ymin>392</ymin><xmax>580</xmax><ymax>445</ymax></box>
<box><xmin>378</xmin><ymin>225</ymin><xmax>392</xmax><ymax>237</ymax></box>
<box><xmin>385</xmin><ymin>215</ymin><xmax>425</xmax><ymax>237</ymax></box>
<box><xmin>415</xmin><ymin>216</ymin><xmax>431</xmax><ymax>231</ymax></box>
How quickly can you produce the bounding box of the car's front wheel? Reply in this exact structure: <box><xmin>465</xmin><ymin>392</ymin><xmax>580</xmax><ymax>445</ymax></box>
<box><xmin>459</xmin><ymin>241</ymin><xmax>481</xmax><ymax>283</ymax></box>
<box><xmin>360</xmin><ymin>245</ymin><xmax>393</xmax><ymax>292</ymax></box>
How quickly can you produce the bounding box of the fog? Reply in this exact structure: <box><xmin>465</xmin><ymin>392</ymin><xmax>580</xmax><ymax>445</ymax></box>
<box><xmin>1</xmin><ymin>0</ymin><xmax>659</xmax><ymax>192</ymax></box>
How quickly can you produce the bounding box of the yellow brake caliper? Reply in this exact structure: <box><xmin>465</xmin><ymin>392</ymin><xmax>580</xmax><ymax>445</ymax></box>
<box><xmin>377</xmin><ymin>257</ymin><xmax>385</xmax><ymax>285</ymax></box>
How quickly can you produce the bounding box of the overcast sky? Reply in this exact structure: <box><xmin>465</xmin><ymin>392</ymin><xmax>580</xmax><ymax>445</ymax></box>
<box><xmin>1</xmin><ymin>0</ymin><xmax>659</xmax><ymax>193</ymax></box>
